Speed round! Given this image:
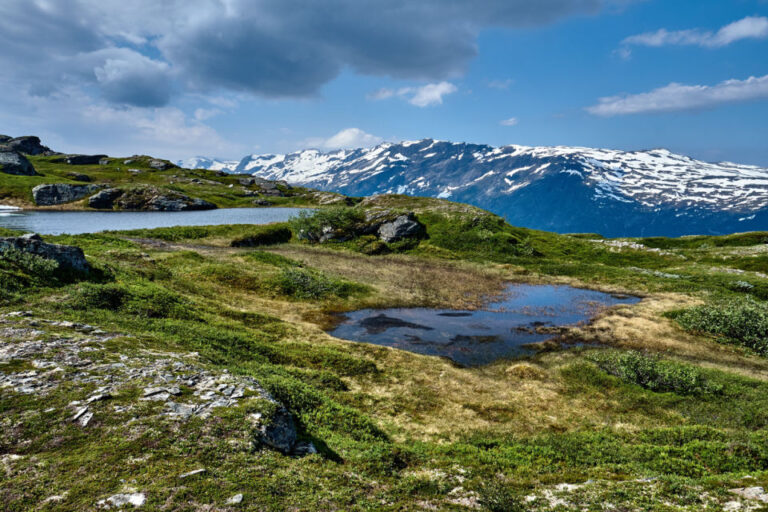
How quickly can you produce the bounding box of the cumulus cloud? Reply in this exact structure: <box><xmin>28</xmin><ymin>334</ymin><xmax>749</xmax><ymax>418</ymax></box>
<box><xmin>0</xmin><ymin>0</ymin><xmax>617</xmax><ymax>107</ymax></box>
<box><xmin>305</xmin><ymin>128</ymin><xmax>384</xmax><ymax>150</ymax></box>
<box><xmin>586</xmin><ymin>74</ymin><xmax>768</xmax><ymax>116</ymax></box>
<box><xmin>622</xmin><ymin>16</ymin><xmax>768</xmax><ymax>49</ymax></box>
<box><xmin>368</xmin><ymin>82</ymin><xmax>458</xmax><ymax>107</ymax></box>
<box><xmin>499</xmin><ymin>117</ymin><xmax>519</xmax><ymax>126</ymax></box>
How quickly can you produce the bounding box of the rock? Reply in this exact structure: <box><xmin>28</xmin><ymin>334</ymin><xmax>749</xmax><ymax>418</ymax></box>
<box><xmin>0</xmin><ymin>134</ymin><xmax>10</xmax><ymax>143</ymax></box>
<box><xmin>0</xmin><ymin>150</ymin><xmax>37</xmax><ymax>175</ymax></box>
<box><xmin>88</xmin><ymin>189</ymin><xmax>123</xmax><ymax>209</ymax></box>
<box><xmin>148</xmin><ymin>159</ymin><xmax>176</xmax><ymax>171</ymax></box>
<box><xmin>32</xmin><ymin>183</ymin><xmax>101</xmax><ymax>206</ymax></box>
<box><xmin>0</xmin><ymin>233</ymin><xmax>90</xmax><ymax>272</ymax></box>
<box><xmin>53</xmin><ymin>154</ymin><xmax>108</xmax><ymax>165</ymax></box>
<box><xmin>378</xmin><ymin>213</ymin><xmax>425</xmax><ymax>243</ymax></box>
<box><xmin>0</xmin><ymin>136</ymin><xmax>54</xmax><ymax>155</ymax></box>
<box><xmin>179</xmin><ymin>468</ymin><xmax>206</xmax><ymax>479</ymax></box>
<box><xmin>99</xmin><ymin>158</ymin><xmax>111</xmax><ymax>165</ymax></box>
<box><xmin>114</xmin><ymin>186</ymin><xmax>216</xmax><ymax>211</ymax></box>
<box><xmin>250</xmin><ymin>407</ymin><xmax>297</xmax><ymax>453</ymax></box>
<box><xmin>66</xmin><ymin>172</ymin><xmax>92</xmax><ymax>182</ymax></box>
<box><xmin>97</xmin><ymin>493</ymin><xmax>146</xmax><ymax>508</ymax></box>
<box><xmin>227</xmin><ymin>494</ymin><xmax>244</xmax><ymax>505</ymax></box>
<box><xmin>146</xmin><ymin>196</ymin><xmax>215</xmax><ymax>212</ymax></box>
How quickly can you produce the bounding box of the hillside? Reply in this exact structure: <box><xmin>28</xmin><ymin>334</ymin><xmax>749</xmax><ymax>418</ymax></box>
<box><xmin>188</xmin><ymin>139</ymin><xmax>768</xmax><ymax>237</ymax></box>
<box><xmin>2</xmin><ymin>187</ymin><xmax>768</xmax><ymax>510</ymax></box>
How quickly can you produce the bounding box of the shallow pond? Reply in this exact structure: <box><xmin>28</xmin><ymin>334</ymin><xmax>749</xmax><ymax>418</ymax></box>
<box><xmin>0</xmin><ymin>207</ymin><xmax>310</xmax><ymax>235</ymax></box>
<box><xmin>329</xmin><ymin>284</ymin><xmax>640</xmax><ymax>366</ymax></box>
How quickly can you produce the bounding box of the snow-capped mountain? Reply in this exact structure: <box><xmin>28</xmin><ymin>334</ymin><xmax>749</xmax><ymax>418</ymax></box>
<box><xmin>189</xmin><ymin>139</ymin><xmax>768</xmax><ymax>237</ymax></box>
<box><xmin>178</xmin><ymin>156</ymin><xmax>240</xmax><ymax>173</ymax></box>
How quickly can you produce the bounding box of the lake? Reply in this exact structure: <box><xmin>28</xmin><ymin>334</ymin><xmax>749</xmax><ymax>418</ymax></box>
<box><xmin>329</xmin><ymin>284</ymin><xmax>640</xmax><ymax>366</ymax></box>
<box><xmin>0</xmin><ymin>208</ymin><xmax>310</xmax><ymax>235</ymax></box>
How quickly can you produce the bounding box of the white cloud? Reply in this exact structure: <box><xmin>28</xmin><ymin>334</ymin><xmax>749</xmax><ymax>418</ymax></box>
<box><xmin>622</xmin><ymin>16</ymin><xmax>768</xmax><ymax>49</ymax></box>
<box><xmin>499</xmin><ymin>117</ymin><xmax>518</xmax><ymax>126</ymax></box>
<box><xmin>308</xmin><ymin>128</ymin><xmax>383</xmax><ymax>150</ymax></box>
<box><xmin>587</xmin><ymin>74</ymin><xmax>768</xmax><ymax>116</ymax></box>
<box><xmin>369</xmin><ymin>82</ymin><xmax>458</xmax><ymax>107</ymax></box>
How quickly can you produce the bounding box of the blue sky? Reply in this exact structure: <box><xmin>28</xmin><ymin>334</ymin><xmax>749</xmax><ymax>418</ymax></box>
<box><xmin>1</xmin><ymin>0</ymin><xmax>767</xmax><ymax>164</ymax></box>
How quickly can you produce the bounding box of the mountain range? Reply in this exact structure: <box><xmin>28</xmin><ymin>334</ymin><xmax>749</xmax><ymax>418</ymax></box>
<box><xmin>179</xmin><ymin>140</ymin><xmax>768</xmax><ymax>237</ymax></box>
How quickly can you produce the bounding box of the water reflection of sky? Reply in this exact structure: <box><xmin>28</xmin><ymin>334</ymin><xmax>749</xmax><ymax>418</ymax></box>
<box><xmin>329</xmin><ymin>284</ymin><xmax>640</xmax><ymax>366</ymax></box>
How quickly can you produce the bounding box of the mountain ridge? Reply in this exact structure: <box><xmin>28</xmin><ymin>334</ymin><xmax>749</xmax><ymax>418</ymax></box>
<box><xmin>181</xmin><ymin>139</ymin><xmax>768</xmax><ymax>237</ymax></box>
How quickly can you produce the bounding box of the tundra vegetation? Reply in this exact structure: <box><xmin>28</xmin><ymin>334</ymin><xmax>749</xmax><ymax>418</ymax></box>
<box><xmin>2</xmin><ymin>159</ymin><xmax>768</xmax><ymax>510</ymax></box>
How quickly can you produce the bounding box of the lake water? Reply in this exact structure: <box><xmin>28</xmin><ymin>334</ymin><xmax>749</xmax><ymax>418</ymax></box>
<box><xmin>329</xmin><ymin>284</ymin><xmax>640</xmax><ymax>366</ymax></box>
<box><xmin>0</xmin><ymin>208</ymin><xmax>310</xmax><ymax>235</ymax></box>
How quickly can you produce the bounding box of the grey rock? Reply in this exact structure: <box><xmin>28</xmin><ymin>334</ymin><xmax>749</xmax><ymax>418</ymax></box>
<box><xmin>0</xmin><ymin>134</ymin><xmax>10</xmax><ymax>143</ymax></box>
<box><xmin>88</xmin><ymin>189</ymin><xmax>123</xmax><ymax>209</ymax></box>
<box><xmin>378</xmin><ymin>213</ymin><xmax>425</xmax><ymax>243</ymax></box>
<box><xmin>251</xmin><ymin>407</ymin><xmax>297</xmax><ymax>453</ymax></box>
<box><xmin>55</xmin><ymin>154</ymin><xmax>108</xmax><ymax>165</ymax></box>
<box><xmin>145</xmin><ymin>196</ymin><xmax>216</xmax><ymax>212</ymax></box>
<box><xmin>149</xmin><ymin>159</ymin><xmax>176</xmax><ymax>171</ymax></box>
<box><xmin>0</xmin><ymin>136</ymin><xmax>54</xmax><ymax>155</ymax></box>
<box><xmin>97</xmin><ymin>493</ymin><xmax>146</xmax><ymax>508</ymax></box>
<box><xmin>227</xmin><ymin>494</ymin><xmax>244</xmax><ymax>504</ymax></box>
<box><xmin>179</xmin><ymin>468</ymin><xmax>206</xmax><ymax>479</ymax></box>
<box><xmin>0</xmin><ymin>234</ymin><xmax>90</xmax><ymax>272</ymax></box>
<box><xmin>99</xmin><ymin>158</ymin><xmax>111</xmax><ymax>165</ymax></box>
<box><xmin>32</xmin><ymin>183</ymin><xmax>101</xmax><ymax>206</ymax></box>
<box><xmin>0</xmin><ymin>150</ymin><xmax>37</xmax><ymax>175</ymax></box>
<box><xmin>66</xmin><ymin>172</ymin><xmax>92</xmax><ymax>182</ymax></box>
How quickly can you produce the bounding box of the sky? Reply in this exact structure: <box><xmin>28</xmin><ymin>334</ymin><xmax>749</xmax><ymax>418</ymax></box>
<box><xmin>0</xmin><ymin>0</ymin><xmax>767</xmax><ymax>165</ymax></box>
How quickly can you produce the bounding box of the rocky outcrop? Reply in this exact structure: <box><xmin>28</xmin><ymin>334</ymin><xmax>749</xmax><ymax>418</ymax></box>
<box><xmin>0</xmin><ymin>150</ymin><xmax>37</xmax><ymax>176</ymax></box>
<box><xmin>88</xmin><ymin>186</ymin><xmax>217</xmax><ymax>211</ymax></box>
<box><xmin>249</xmin><ymin>407</ymin><xmax>298</xmax><ymax>453</ymax></box>
<box><xmin>378</xmin><ymin>213</ymin><xmax>425</xmax><ymax>243</ymax></box>
<box><xmin>65</xmin><ymin>172</ymin><xmax>92</xmax><ymax>182</ymax></box>
<box><xmin>87</xmin><ymin>188</ymin><xmax>123</xmax><ymax>209</ymax></box>
<box><xmin>0</xmin><ymin>233</ymin><xmax>89</xmax><ymax>272</ymax></box>
<box><xmin>0</xmin><ymin>135</ymin><xmax>55</xmax><ymax>155</ymax></box>
<box><xmin>53</xmin><ymin>154</ymin><xmax>108</xmax><ymax>165</ymax></box>
<box><xmin>32</xmin><ymin>183</ymin><xmax>101</xmax><ymax>206</ymax></box>
<box><xmin>149</xmin><ymin>159</ymin><xmax>177</xmax><ymax>171</ymax></box>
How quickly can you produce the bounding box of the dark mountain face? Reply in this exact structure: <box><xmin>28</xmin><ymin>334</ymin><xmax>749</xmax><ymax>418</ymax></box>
<box><xmin>193</xmin><ymin>139</ymin><xmax>768</xmax><ymax>237</ymax></box>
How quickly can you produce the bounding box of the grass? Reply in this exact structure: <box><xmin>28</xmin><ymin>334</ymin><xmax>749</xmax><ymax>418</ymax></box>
<box><xmin>3</xmin><ymin>195</ymin><xmax>768</xmax><ymax>509</ymax></box>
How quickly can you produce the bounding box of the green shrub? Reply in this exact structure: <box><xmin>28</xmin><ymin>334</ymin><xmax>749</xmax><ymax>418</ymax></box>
<box><xmin>230</xmin><ymin>225</ymin><xmax>292</xmax><ymax>247</ymax></box>
<box><xmin>477</xmin><ymin>482</ymin><xmax>526</xmax><ymax>512</ymax></box>
<box><xmin>70</xmin><ymin>282</ymin><xmax>191</xmax><ymax>319</ymax></box>
<box><xmin>0</xmin><ymin>247</ymin><xmax>59</xmax><ymax>276</ymax></box>
<box><xmin>275</xmin><ymin>267</ymin><xmax>365</xmax><ymax>299</ymax></box>
<box><xmin>289</xmin><ymin>207</ymin><xmax>365</xmax><ymax>242</ymax></box>
<box><xmin>242</xmin><ymin>251</ymin><xmax>301</xmax><ymax>268</ymax></box>
<box><xmin>670</xmin><ymin>297</ymin><xmax>768</xmax><ymax>356</ymax></box>
<box><xmin>70</xmin><ymin>282</ymin><xmax>128</xmax><ymax>310</ymax></box>
<box><xmin>588</xmin><ymin>350</ymin><xmax>722</xmax><ymax>395</ymax></box>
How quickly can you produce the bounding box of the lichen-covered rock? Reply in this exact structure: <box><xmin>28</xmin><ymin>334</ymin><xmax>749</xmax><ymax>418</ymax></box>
<box><xmin>88</xmin><ymin>189</ymin><xmax>123</xmax><ymax>209</ymax></box>
<box><xmin>378</xmin><ymin>213</ymin><xmax>425</xmax><ymax>243</ymax></box>
<box><xmin>114</xmin><ymin>186</ymin><xmax>216</xmax><ymax>211</ymax></box>
<box><xmin>149</xmin><ymin>159</ymin><xmax>176</xmax><ymax>171</ymax></box>
<box><xmin>53</xmin><ymin>154</ymin><xmax>108</xmax><ymax>165</ymax></box>
<box><xmin>0</xmin><ymin>233</ymin><xmax>89</xmax><ymax>272</ymax></box>
<box><xmin>249</xmin><ymin>407</ymin><xmax>297</xmax><ymax>453</ymax></box>
<box><xmin>0</xmin><ymin>150</ymin><xmax>37</xmax><ymax>176</ymax></box>
<box><xmin>32</xmin><ymin>184</ymin><xmax>101</xmax><ymax>206</ymax></box>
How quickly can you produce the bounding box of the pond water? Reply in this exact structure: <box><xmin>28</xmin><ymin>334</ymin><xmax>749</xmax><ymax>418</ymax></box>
<box><xmin>329</xmin><ymin>284</ymin><xmax>640</xmax><ymax>366</ymax></box>
<box><xmin>0</xmin><ymin>207</ymin><xmax>310</xmax><ymax>235</ymax></box>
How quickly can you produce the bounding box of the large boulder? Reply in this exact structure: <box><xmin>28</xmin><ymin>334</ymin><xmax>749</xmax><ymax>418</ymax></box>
<box><xmin>249</xmin><ymin>406</ymin><xmax>297</xmax><ymax>453</ymax></box>
<box><xmin>32</xmin><ymin>183</ymin><xmax>101</xmax><ymax>206</ymax></box>
<box><xmin>53</xmin><ymin>154</ymin><xmax>108</xmax><ymax>165</ymax></box>
<box><xmin>0</xmin><ymin>136</ymin><xmax>55</xmax><ymax>155</ymax></box>
<box><xmin>0</xmin><ymin>233</ymin><xmax>89</xmax><ymax>272</ymax></box>
<box><xmin>113</xmin><ymin>186</ymin><xmax>217</xmax><ymax>211</ymax></box>
<box><xmin>88</xmin><ymin>188</ymin><xmax>123</xmax><ymax>209</ymax></box>
<box><xmin>0</xmin><ymin>135</ymin><xmax>11</xmax><ymax>143</ymax></box>
<box><xmin>149</xmin><ymin>159</ymin><xmax>177</xmax><ymax>171</ymax></box>
<box><xmin>378</xmin><ymin>213</ymin><xmax>425</xmax><ymax>243</ymax></box>
<box><xmin>0</xmin><ymin>150</ymin><xmax>37</xmax><ymax>176</ymax></box>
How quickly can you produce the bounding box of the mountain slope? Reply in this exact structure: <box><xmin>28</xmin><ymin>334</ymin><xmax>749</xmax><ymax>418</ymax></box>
<box><xmin>192</xmin><ymin>139</ymin><xmax>768</xmax><ymax>237</ymax></box>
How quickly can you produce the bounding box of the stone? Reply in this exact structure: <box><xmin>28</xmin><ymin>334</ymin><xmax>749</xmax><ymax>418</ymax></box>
<box><xmin>0</xmin><ymin>234</ymin><xmax>90</xmax><ymax>272</ymax></box>
<box><xmin>97</xmin><ymin>493</ymin><xmax>146</xmax><ymax>508</ymax></box>
<box><xmin>0</xmin><ymin>150</ymin><xmax>37</xmax><ymax>175</ymax></box>
<box><xmin>88</xmin><ymin>189</ymin><xmax>123</xmax><ymax>209</ymax></box>
<box><xmin>227</xmin><ymin>494</ymin><xmax>244</xmax><ymax>505</ymax></box>
<box><xmin>250</xmin><ymin>407</ymin><xmax>297</xmax><ymax>453</ymax></box>
<box><xmin>378</xmin><ymin>213</ymin><xmax>425</xmax><ymax>243</ymax></box>
<box><xmin>99</xmin><ymin>158</ymin><xmax>111</xmax><ymax>165</ymax></box>
<box><xmin>0</xmin><ymin>136</ymin><xmax>54</xmax><ymax>155</ymax></box>
<box><xmin>66</xmin><ymin>172</ymin><xmax>93</xmax><ymax>182</ymax></box>
<box><xmin>179</xmin><ymin>468</ymin><xmax>206</xmax><ymax>479</ymax></box>
<box><xmin>148</xmin><ymin>159</ymin><xmax>176</xmax><ymax>171</ymax></box>
<box><xmin>54</xmin><ymin>154</ymin><xmax>108</xmax><ymax>165</ymax></box>
<box><xmin>32</xmin><ymin>183</ymin><xmax>101</xmax><ymax>206</ymax></box>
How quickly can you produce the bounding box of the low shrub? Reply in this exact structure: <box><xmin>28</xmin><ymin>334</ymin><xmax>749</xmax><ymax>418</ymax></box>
<box><xmin>275</xmin><ymin>267</ymin><xmax>366</xmax><ymax>299</ymax></box>
<box><xmin>0</xmin><ymin>247</ymin><xmax>59</xmax><ymax>276</ymax></box>
<box><xmin>670</xmin><ymin>297</ymin><xmax>768</xmax><ymax>356</ymax></box>
<box><xmin>477</xmin><ymin>482</ymin><xmax>526</xmax><ymax>512</ymax></box>
<box><xmin>588</xmin><ymin>350</ymin><xmax>722</xmax><ymax>395</ymax></box>
<box><xmin>70</xmin><ymin>281</ymin><xmax>191</xmax><ymax>319</ymax></box>
<box><xmin>289</xmin><ymin>207</ymin><xmax>365</xmax><ymax>242</ymax></box>
<box><xmin>230</xmin><ymin>225</ymin><xmax>292</xmax><ymax>247</ymax></box>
